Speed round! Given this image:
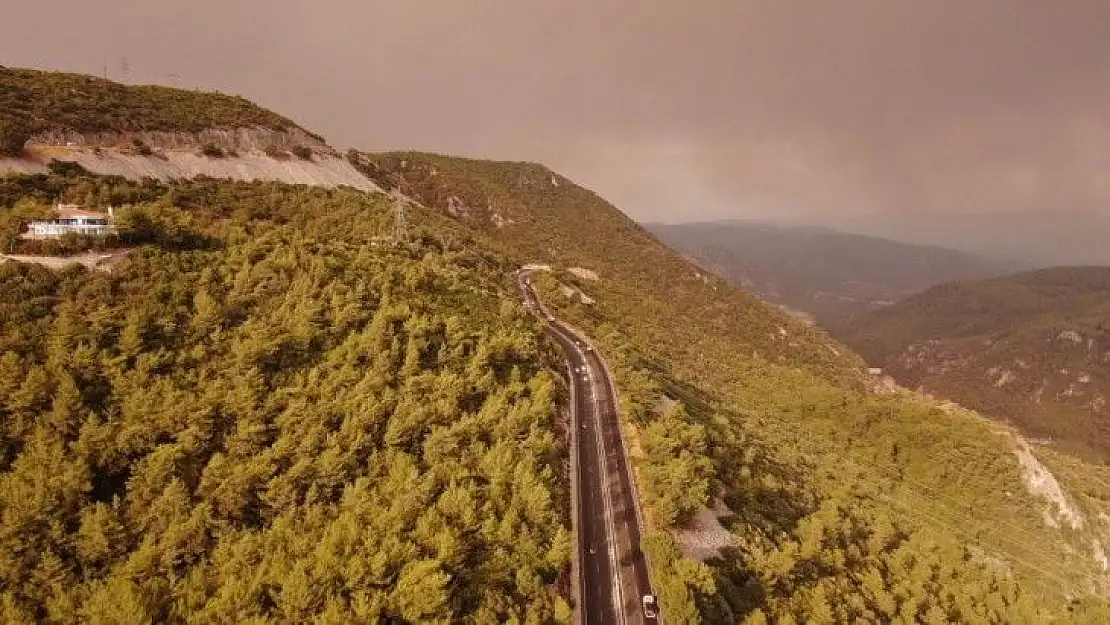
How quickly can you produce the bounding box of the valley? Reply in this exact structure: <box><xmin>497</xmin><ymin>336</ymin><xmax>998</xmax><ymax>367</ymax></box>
<box><xmin>646</xmin><ymin>219</ymin><xmax>1017</xmax><ymax>329</ymax></box>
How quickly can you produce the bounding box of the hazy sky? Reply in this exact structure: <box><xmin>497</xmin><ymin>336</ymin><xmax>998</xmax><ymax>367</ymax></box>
<box><xmin>4</xmin><ymin>1</ymin><xmax>1110</xmax><ymax>225</ymax></box>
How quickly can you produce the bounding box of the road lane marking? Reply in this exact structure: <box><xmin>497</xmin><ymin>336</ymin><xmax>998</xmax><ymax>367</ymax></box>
<box><xmin>518</xmin><ymin>272</ymin><xmax>632</xmax><ymax>625</ymax></box>
<box><xmin>554</xmin><ymin>325</ymin><xmax>624</xmax><ymax>624</ymax></box>
<box><xmin>521</xmin><ymin>274</ymin><xmax>589</xmax><ymax>625</ymax></box>
<box><xmin>582</xmin><ymin>354</ymin><xmax>627</xmax><ymax>625</ymax></box>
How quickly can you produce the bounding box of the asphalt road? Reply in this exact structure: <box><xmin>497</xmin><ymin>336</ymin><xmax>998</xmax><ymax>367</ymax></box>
<box><xmin>516</xmin><ymin>270</ymin><xmax>655</xmax><ymax>625</ymax></box>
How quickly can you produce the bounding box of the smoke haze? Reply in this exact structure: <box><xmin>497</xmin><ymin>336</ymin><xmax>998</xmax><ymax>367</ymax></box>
<box><xmin>4</xmin><ymin>1</ymin><xmax>1109</xmax><ymax>261</ymax></box>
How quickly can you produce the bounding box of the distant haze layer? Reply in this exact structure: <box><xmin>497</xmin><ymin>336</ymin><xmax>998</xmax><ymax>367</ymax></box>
<box><xmin>770</xmin><ymin>211</ymin><xmax>1110</xmax><ymax>266</ymax></box>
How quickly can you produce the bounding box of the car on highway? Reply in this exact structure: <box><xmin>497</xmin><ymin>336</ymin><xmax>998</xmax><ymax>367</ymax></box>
<box><xmin>642</xmin><ymin>594</ymin><xmax>658</xmax><ymax>619</ymax></box>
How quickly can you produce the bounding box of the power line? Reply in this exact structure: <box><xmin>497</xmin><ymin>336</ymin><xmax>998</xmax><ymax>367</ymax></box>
<box><xmin>807</xmin><ymin>446</ymin><xmax>1110</xmax><ymax>593</ymax></box>
<box><xmin>739</xmin><ymin>429</ymin><xmax>1107</xmax><ymax>584</ymax></box>
<box><xmin>877</xmin><ymin>493</ymin><xmax>1092</xmax><ymax>597</ymax></box>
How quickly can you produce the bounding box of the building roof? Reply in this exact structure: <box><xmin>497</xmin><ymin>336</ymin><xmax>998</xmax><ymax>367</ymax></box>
<box><xmin>55</xmin><ymin>207</ymin><xmax>110</xmax><ymax>219</ymax></box>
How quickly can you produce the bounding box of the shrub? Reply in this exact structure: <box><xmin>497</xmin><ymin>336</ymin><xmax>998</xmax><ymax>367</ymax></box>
<box><xmin>200</xmin><ymin>143</ymin><xmax>225</xmax><ymax>158</ymax></box>
<box><xmin>9</xmin><ymin>232</ymin><xmax>122</xmax><ymax>256</ymax></box>
<box><xmin>291</xmin><ymin>145</ymin><xmax>313</xmax><ymax>160</ymax></box>
<box><xmin>131</xmin><ymin>138</ymin><xmax>152</xmax><ymax>156</ymax></box>
<box><xmin>264</xmin><ymin>144</ymin><xmax>287</xmax><ymax>159</ymax></box>
<box><xmin>47</xmin><ymin>160</ymin><xmax>90</xmax><ymax>177</ymax></box>
<box><xmin>0</xmin><ymin>214</ymin><xmax>21</xmax><ymax>252</ymax></box>
<box><xmin>114</xmin><ymin>202</ymin><xmax>203</xmax><ymax>249</ymax></box>
<box><xmin>0</xmin><ymin>115</ymin><xmax>32</xmax><ymax>157</ymax></box>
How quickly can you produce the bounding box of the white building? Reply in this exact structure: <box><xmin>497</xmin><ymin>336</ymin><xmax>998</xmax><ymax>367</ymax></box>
<box><xmin>25</xmin><ymin>204</ymin><xmax>116</xmax><ymax>238</ymax></box>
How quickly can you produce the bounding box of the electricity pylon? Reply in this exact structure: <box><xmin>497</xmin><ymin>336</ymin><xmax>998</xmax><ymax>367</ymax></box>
<box><xmin>392</xmin><ymin>194</ymin><xmax>409</xmax><ymax>245</ymax></box>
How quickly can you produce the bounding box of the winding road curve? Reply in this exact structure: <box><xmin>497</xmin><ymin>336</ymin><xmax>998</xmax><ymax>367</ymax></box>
<box><xmin>516</xmin><ymin>269</ymin><xmax>656</xmax><ymax>625</ymax></box>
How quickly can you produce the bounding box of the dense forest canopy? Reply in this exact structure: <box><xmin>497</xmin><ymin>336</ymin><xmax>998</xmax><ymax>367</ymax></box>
<box><xmin>0</xmin><ymin>169</ymin><xmax>570</xmax><ymax>623</ymax></box>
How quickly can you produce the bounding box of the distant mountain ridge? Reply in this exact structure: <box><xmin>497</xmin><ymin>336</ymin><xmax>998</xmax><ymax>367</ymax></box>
<box><xmin>645</xmin><ymin>219</ymin><xmax>1016</xmax><ymax>326</ymax></box>
<box><xmin>793</xmin><ymin>211</ymin><xmax>1110</xmax><ymax>267</ymax></box>
<box><xmin>840</xmin><ymin>266</ymin><xmax>1110</xmax><ymax>461</ymax></box>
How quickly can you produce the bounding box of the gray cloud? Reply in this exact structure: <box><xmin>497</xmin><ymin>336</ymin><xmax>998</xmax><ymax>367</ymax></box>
<box><xmin>4</xmin><ymin>1</ymin><xmax>1110</xmax><ymax>230</ymax></box>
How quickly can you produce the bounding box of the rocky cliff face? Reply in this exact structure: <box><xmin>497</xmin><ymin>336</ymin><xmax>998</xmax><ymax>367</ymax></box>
<box><xmin>1</xmin><ymin>129</ymin><xmax>378</xmax><ymax>192</ymax></box>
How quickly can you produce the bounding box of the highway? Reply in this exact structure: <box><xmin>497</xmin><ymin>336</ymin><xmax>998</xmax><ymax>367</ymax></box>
<box><xmin>516</xmin><ymin>269</ymin><xmax>656</xmax><ymax>625</ymax></box>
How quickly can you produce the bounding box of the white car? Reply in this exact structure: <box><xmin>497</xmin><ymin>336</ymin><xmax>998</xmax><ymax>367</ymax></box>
<box><xmin>642</xmin><ymin>594</ymin><xmax>658</xmax><ymax>619</ymax></box>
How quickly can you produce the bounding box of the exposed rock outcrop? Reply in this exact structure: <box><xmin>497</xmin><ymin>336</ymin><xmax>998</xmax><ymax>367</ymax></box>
<box><xmin>1013</xmin><ymin>438</ymin><xmax>1085</xmax><ymax>530</ymax></box>
<box><xmin>2</xmin><ymin>139</ymin><xmax>379</xmax><ymax>192</ymax></box>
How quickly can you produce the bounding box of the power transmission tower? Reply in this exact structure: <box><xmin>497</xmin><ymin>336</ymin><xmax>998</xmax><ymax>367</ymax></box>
<box><xmin>392</xmin><ymin>195</ymin><xmax>409</xmax><ymax>245</ymax></box>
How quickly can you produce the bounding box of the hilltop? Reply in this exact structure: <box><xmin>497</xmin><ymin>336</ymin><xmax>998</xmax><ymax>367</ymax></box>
<box><xmin>0</xmin><ymin>67</ymin><xmax>316</xmax><ymax>148</ymax></box>
<box><xmin>646</xmin><ymin>219</ymin><xmax>1015</xmax><ymax>326</ymax></box>
<box><xmin>0</xmin><ymin>68</ymin><xmax>373</xmax><ymax>191</ymax></box>
<box><xmin>841</xmin><ymin>266</ymin><xmax>1110</xmax><ymax>461</ymax></box>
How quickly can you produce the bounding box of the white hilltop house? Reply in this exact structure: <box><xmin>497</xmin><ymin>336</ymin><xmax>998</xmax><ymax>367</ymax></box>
<box><xmin>25</xmin><ymin>203</ymin><xmax>117</xmax><ymax>239</ymax></box>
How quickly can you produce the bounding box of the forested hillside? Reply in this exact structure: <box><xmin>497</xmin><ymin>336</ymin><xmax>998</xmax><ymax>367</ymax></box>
<box><xmin>3</xmin><ymin>62</ymin><xmax>1110</xmax><ymax>619</ymax></box>
<box><xmin>842</xmin><ymin>267</ymin><xmax>1110</xmax><ymax>462</ymax></box>
<box><xmin>349</xmin><ymin>152</ymin><xmax>863</xmax><ymax>387</ymax></box>
<box><xmin>1</xmin><ymin>67</ymin><xmax>314</xmax><ymax>155</ymax></box>
<box><xmin>354</xmin><ymin>151</ymin><xmax>1110</xmax><ymax>623</ymax></box>
<box><xmin>645</xmin><ymin>220</ymin><xmax>1013</xmax><ymax>327</ymax></box>
<box><xmin>0</xmin><ymin>168</ymin><xmax>570</xmax><ymax>622</ymax></box>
